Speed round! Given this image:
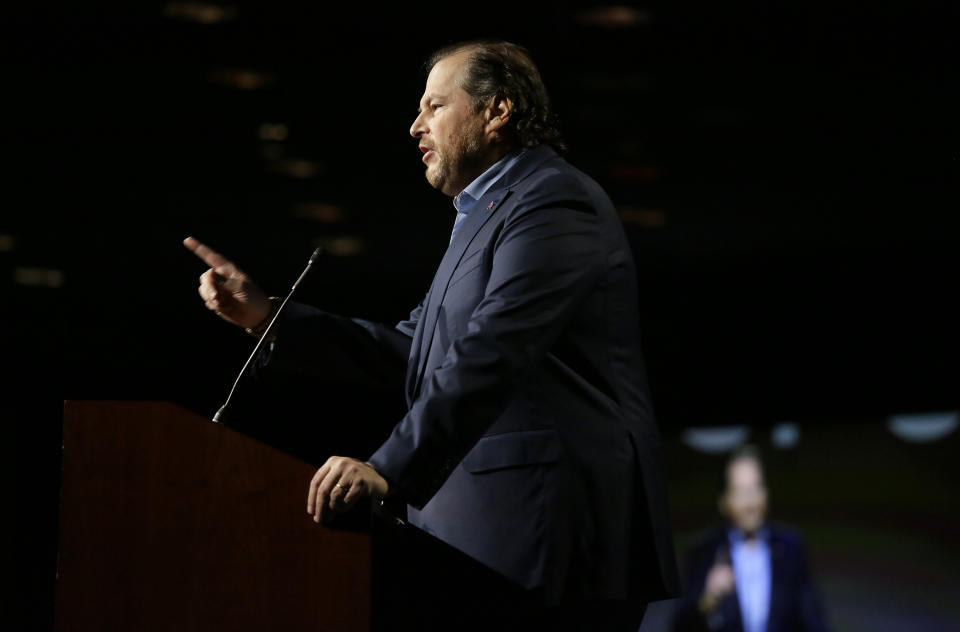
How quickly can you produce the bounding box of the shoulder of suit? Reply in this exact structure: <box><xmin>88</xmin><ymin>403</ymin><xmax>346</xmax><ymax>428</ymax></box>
<box><xmin>768</xmin><ymin>522</ymin><xmax>808</xmax><ymax>552</ymax></box>
<box><xmin>505</xmin><ymin>159</ymin><xmax>608</xmax><ymax>216</ymax></box>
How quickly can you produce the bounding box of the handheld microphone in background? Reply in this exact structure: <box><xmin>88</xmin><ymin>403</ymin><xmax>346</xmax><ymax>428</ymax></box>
<box><xmin>212</xmin><ymin>246</ymin><xmax>324</xmax><ymax>424</ymax></box>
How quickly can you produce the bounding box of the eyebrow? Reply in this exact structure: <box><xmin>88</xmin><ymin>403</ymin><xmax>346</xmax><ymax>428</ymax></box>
<box><xmin>417</xmin><ymin>93</ymin><xmax>446</xmax><ymax>114</ymax></box>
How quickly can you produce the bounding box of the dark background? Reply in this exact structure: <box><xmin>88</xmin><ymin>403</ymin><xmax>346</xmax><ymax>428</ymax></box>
<box><xmin>2</xmin><ymin>1</ymin><xmax>956</xmax><ymax>629</ymax></box>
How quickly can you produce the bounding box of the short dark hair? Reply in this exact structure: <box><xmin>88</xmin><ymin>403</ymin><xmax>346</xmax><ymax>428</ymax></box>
<box><xmin>427</xmin><ymin>40</ymin><xmax>567</xmax><ymax>154</ymax></box>
<box><xmin>719</xmin><ymin>444</ymin><xmax>765</xmax><ymax>494</ymax></box>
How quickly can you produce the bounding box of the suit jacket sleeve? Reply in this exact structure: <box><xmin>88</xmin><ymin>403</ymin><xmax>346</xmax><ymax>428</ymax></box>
<box><xmin>256</xmin><ymin>297</ymin><xmax>424</xmax><ymax>389</ymax></box>
<box><xmin>368</xmin><ymin>179</ymin><xmax>607</xmax><ymax>508</ymax></box>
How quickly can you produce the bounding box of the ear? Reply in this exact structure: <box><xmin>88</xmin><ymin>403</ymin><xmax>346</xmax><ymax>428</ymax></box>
<box><xmin>484</xmin><ymin>93</ymin><xmax>513</xmax><ymax>137</ymax></box>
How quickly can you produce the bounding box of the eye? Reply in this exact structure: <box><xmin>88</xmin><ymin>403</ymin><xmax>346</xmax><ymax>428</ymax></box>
<box><xmin>431</xmin><ymin>103</ymin><xmax>443</xmax><ymax>111</ymax></box>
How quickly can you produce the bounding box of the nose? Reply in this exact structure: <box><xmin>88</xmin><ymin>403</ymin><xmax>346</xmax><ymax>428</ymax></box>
<box><xmin>410</xmin><ymin>111</ymin><xmax>427</xmax><ymax>138</ymax></box>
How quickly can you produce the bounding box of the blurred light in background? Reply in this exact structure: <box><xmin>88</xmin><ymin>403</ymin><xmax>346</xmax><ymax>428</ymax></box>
<box><xmin>886</xmin><ymin>411</ymin><xmax>958</xmax><ymax>443</ymax></box>
<box><xmin>618</xmin><ymin>206</ymin><xmax>665</xmax><ymax>228</ymax></box>
<box><xmin>269</xmin><ymin>159</ymin><xmax>324</xmax><ymax>179</ymax></box>
<box><xmin>0</xmin><ymin>234</ymin><xmax>15</xmax><ymax>252</ymax></box>
<box><xmin>770</xmin><ymin>422</ymin><xmax>801</xmax><ymax>449</ymax></box>
<box><xmin>13</xmin><ymin>267</ymin><xmax>64</xmax><ymax>288</ymax></box>
<box><xmin>575</xmin><ymin>6</ymin><xmax>652</xmax><ymax>28</ymax></box>
<box><xmin>163</xmin><ymin>2</ymin><xmax>237</xmax><ymax>24</ymax></box>
<box><xmin>208</xmin><ymin>68</ymin><xmax>274</xmax><ymax>90</ymax></box>
<box><xmin>292</xmin><ymin>203</ymin><xmax>344</xmax><ymax>223</ymax></box>
<box><xmin>257</xmin><ymin>123</ymin><xmax>289</xmax><ymax>142</ymax></box>
<box><xmin>312</xmin><ymin>236</ymin><xmax>366</xmax><ymax>257</ymax></box>
<box><xmin>681</xmin><ymin>425</ymin><xmax>751</xmax><ymax>453</ymax></box>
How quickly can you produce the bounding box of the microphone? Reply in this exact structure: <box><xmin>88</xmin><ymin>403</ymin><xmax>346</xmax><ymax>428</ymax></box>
<box><xmin>212</xmin><ymin>246</ymin><xmax>324</xmax><ymax>424</ymax></box>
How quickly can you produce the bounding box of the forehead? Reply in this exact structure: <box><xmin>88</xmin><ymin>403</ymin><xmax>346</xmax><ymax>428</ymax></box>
<box><xmin>422</xmin><ymin>51</ymin><xmax>470</xmax><ymax>98</ymax></box>
<box><xmin>727</xmin><ymin>458</ymin><xmax>763</xmax><ymax>485</ymax></box>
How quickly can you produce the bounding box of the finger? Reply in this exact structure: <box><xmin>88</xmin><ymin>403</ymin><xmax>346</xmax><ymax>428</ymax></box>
<box><xmin>329</xmin><ymin>482</ymin><xmax>347</xmax><ymax>510</ymax></box>
<box><xmin>327</xmin><ymin>459</ymin><xmax>356</xmax><ymax>510</ymax></box>
<box><xmin>307</xmin><ymin>463</ymin><xmax>330</xmax><ymax>516</ymax></box>
<box><xmin>308</xmin><ymin>463</ymin><xmax>331</xmax><ymax>514</ymax></box>
<box><xmin>329</xmin><ymin>473</ymin><xmax>357</xmax><ymax>509</ymax></box>
<box><xmin>202</xmin><ymin>267</ymin><xmax>235</xmax><ymax>294</ymax></box>
<box><xmin>331</xmin><ymin>459</ymin><xmax>366</xmax><ymax>509</ymax></box>
<box><xmin>183</xmin><ymin>236</ymin><xmax>237</xmax><ymax>275</ymax></box>
<box><xmin>315</xmin><ymin>460</ymin><xmax>342</xmax><ymax>523</ymax></box>
<box><xmin>199</xmin><ymin>273</ymin><xmax>243</xmax><ymax>316</ymax></box>
<box><xmin>342</xmin><ymin>478</ymin><xmax>366</xmax><ymax>506</ymax></box>
<box><xmin>200</xmin><ymin>282</ymin><xmax>220</xmax><ymax>304</ymax></box>
<box><xmin>202</xmin><ymin>288</ymin><xmax>220</xmax><ymax>308</ymax></box>
<box><xmin>199</xmin><ymin>270</ymin><xmax>227</xmax><ymax>299</ymax></box>
<box><xmin>318</xmin><ymin>477</ymin><xmax>338</xmax><ymax>523</ymax></box>
<box><xmin>184</xmin><ymin>236</ymin><xmax>228</xmax><ymax>267</ymax></box>
<box><xmin>317</xmin><ymin>459</ymin><xmax>349</xmax><ymax>523</ymax></box>
<box><xmin>200</xmin><ymin>267</ymin><xmax>225</xmax><ymax>286</ymax></box>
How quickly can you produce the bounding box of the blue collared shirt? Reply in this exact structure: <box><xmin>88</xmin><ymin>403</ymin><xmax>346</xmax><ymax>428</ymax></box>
<box><xmin>728</xmin><ymin>526</ymin><xmax>772</xmax><ymax>632</ymax></box>
<box><xmin>449</xmin><ymin>149</ymin><xmax>526</xmax><ymax>243</ymax></box>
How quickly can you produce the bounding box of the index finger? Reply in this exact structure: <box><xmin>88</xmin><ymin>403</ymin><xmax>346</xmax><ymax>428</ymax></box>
<box><xmin>183</xmin><ymin>236</ymin><xmax>232</xmax><ymax>270</ymax></box>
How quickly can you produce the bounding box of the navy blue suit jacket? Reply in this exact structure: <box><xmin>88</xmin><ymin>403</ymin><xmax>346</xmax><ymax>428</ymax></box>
<box><xmin>262</xmin><ymin>145</ymin><xmax>680</xmax><ymax>604</ymax></box>
<box><xmin>671</xmin><ymin>524</ymin><xmax>830</xmax><ymax>632</ymax></box>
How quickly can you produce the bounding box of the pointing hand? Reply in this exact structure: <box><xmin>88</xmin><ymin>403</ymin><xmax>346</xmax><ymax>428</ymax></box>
<box><xmin>184</xmin><ymin>236</ymin><xmax>271</xmax><ymax>329</ymax></box>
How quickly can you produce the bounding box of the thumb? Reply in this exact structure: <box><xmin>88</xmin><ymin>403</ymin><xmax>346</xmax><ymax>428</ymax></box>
<box><xmin>213</xmin><ymin>261</ymin><xmax>243</xmax><ymax>280</ymax></box>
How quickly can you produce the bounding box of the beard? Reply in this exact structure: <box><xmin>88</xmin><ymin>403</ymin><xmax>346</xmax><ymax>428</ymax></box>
<box><xmin>426</xmin><ymin>118</ymin><xmax>487</xmax><ymax>195</ymax></box>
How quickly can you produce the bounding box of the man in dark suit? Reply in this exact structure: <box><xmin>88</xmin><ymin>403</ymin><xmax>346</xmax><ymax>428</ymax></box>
<box><xmin>186</xmin><ymin>40</ymin><xmax>678</xmax><ymax>628</ymax></box>
<box><xmin>671</xmin><ymin>446</ymin><xmax>830</xmax><ymax>632</ymax></box>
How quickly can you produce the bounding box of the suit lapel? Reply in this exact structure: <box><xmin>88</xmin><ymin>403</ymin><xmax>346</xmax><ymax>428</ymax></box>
<box><xmin>717</xmin><ymin>535</ymin><xmax>745</xmax><ymax>632</ymax></box>
<box><xmin>766</xmin><ymin>530</ymin><xmax>786</xmax><ymax>632</ymax></box>
<box><xmin>410</xmin><ymin>190</ymin><xmax>511</xmax><ymax>400</ymax></box>
<box><xmin>404</xmin><ymin>145</ymin><xmax>561</xmax><ymax>404</ymax></box>
<box><xmin>724</xmin><ymin>590</ymin><xmax>745</xmax><ymax>632</ymax></box>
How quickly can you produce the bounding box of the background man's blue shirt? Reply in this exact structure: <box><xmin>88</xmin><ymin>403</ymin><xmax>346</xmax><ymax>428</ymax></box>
<box><xmin>729</xmin><ymin>526</ymin><xmax>772</xmax><ymax>632</ymax></box>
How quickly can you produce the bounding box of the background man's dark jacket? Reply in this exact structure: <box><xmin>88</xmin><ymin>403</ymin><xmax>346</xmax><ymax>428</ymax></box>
<box><xmin>671</xmin><ymin>523</ymin><xmax>830</xmax><ymax>632</ymax></box>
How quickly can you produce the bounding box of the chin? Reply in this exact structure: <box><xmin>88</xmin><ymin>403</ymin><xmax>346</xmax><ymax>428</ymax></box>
<box><xmin>425</xmin><ymin>165</ymin><xmax>444</xmax><ymax>190</ymax></box>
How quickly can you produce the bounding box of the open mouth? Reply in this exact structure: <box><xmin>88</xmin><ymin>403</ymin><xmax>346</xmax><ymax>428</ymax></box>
<box><xmin>420</xmin><ymin>145</ymin><xmax>435</xmax><ymax>163</ymax></box>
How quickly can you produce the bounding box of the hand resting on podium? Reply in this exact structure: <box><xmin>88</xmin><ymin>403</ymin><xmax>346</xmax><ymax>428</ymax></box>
<box><xmin>307</xmin><ymin>456</ymin><xmax>389</xmax><ymax>524</ymax></box>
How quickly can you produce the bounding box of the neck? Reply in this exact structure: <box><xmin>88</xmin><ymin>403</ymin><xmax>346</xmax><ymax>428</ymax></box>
<box><xmin>451</xmin><ymin>143</ymin><xmax>517</xmax><ymax>197</ymax></box>
<box><xmin>483</xmin><ymin>142</ymin><xmax>514</xmax><ymax>168</ymax></box>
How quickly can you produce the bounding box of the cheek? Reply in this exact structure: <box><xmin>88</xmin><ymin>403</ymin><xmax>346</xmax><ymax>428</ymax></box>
<box><xmin>434</xmin><ymin>114</ymin><xmax>464</xmax><ymax>150</ymax></box>
<box><xmin>434</xmin><ymin>124</ymin><xmax>451</xmax><ymax>151</ymax></box>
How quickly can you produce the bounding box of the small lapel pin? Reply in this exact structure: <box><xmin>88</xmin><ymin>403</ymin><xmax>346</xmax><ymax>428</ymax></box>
<box><xmin>487</xmin><ymin>201</ymin><xmax>495</xmax><ymax>210</ymax></box>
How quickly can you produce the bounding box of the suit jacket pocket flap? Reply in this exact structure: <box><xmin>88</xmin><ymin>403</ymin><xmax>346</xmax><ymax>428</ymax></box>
<box><xmin>461</xmin><ymin>429</ymin><xmax>562</xmax><ymax>474</ymax></box>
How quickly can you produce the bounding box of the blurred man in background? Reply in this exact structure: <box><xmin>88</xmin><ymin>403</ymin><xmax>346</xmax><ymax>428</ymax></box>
<box><xmin>671</xmin><ymin>445</ymin><xmax>830</xmax><ymax>632</ymax></box>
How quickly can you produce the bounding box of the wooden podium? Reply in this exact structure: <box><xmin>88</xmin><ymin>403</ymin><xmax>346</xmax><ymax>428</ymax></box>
<box><xmin>55</xmin><ymin>401</ymin><xmax>530</xmax><ymax>631</ymax></box>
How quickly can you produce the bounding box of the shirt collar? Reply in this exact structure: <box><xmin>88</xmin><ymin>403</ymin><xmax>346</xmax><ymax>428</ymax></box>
<box><xmin>453</xmin><ymin>148</ymin><xmax>526</xmax><ymax>214</ymax></box>
<box><xmin>727</xmin><ymin>524</ymin><xmax>771</xmax><ymax>544</ymax></box>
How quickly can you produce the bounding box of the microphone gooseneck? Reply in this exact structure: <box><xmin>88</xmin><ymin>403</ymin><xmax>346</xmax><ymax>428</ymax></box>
<box><xmin>212</xmin><ymin>247</ymin><xmax>324</xmax><ymax>424</ymax></box>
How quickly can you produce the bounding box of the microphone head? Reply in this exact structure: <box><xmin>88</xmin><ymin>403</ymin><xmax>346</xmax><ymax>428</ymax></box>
<box><xmin>308</xmin><ymin>247</ymin><xmax>324</xmax><ymax>265</ymax></box>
